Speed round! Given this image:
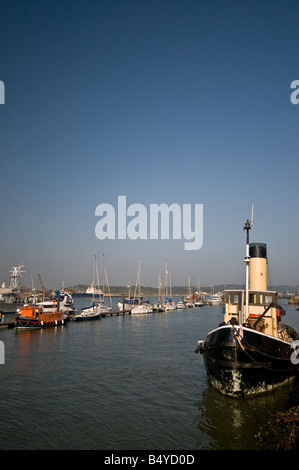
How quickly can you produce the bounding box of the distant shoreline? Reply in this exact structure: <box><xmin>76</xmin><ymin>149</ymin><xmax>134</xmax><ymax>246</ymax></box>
<box><xmin>68</xmin><ymin>284</ymin><xmax>297</xmax><ymax>297</ymax></box>
<box><xmin>18</xmin><ymin>284</ymin><xmax>298</xmax><ymax>299</ymax></box>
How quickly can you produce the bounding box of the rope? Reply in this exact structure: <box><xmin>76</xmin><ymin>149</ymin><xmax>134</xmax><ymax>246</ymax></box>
<box><xmin>232</xmin><ymin>326</ymin><xmax>299</xmax><ymax>372</ymax></box>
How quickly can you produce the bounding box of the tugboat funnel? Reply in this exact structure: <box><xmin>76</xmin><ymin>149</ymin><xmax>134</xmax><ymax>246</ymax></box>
<box><xmin>249</xmin><ymin>243</ymin><xmax>267</xmax><ymax>291</ymax></box>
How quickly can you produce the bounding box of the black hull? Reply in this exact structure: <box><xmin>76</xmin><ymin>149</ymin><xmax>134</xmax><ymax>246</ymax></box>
<box><xmin>15</xmin><ymin>317</ymin><xmax>65</xmax><ymax>329</ymax></box>
<box><xmin>74</xmin><ymin>314</ymin><xmax>102</xmax><ymax>321</ymax></box>
<box><xmin>198</xmin><ymin>325</ymin><xmax>299</xmax><ymax>396</ymax></box>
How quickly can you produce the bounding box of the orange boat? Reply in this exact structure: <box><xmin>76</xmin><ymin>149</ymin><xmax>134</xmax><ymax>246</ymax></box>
<box><xmin>15</xmin><ymin>301</ymin><xmax>65</xmax><ymax>329</ymax></box>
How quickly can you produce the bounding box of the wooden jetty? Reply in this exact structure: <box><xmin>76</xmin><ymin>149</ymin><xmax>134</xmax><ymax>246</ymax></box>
<box><xmin>100</xmin><ymin>310</ymin><xmax>129</xmax><ymax>317</ymax></box>
<box><xmin>69</xmin><ymin>310</ymin><xmax>130</xmax><ymax>320</ymax></box>
<box><xmin>0</xmin><ymin>310</ymin><xmax>130</xmax><ymax>328</ymax></box>
<box><xmin>0</xmin><ymin>313</ymin><xmax>17</xmax><ymax>329</ymax></box>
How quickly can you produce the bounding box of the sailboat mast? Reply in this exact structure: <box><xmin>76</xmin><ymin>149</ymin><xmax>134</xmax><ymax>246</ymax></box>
<box><xmin>134</xmin><ymin>258</ymin><xmax>141</xmax><ymax>305</ymax></box>
<box><xmin>138</xmin><ymin>258</ymin><xmax>141</xmax><ymax>302</ymax></box>
<box><xmin>102</xmin><ymin>253</ymin><xmax>112</xmax><ymax>306</ymax></box>
<box><xmin>158</xmin><ymin>272</ymin><xmax>162</xmax><ymax>303</ymax></box>
<box><xmin>165</xmin><ymin>260</ymin><xmax>168</xmax><ymax>298</ymax></box>
<box><xmin>93</xmin><ymin>255</ymin><xmax>96</xmax><ymax>303</ymax></box>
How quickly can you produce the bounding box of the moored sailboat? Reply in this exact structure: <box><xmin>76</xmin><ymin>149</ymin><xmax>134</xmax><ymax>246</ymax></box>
<box><xmin>195</xmin><ymin>214</ymin><xmax>299</xmax><ymax>396</ymax></box>
<box><xmin>74</xmin><ymin>303</ymin><xmax>102</xmax><ymax>321</ymax></box>
<box><xmin>163</xmin><ymin>262</ymin><xmax>176</xmax><ymax>310</ymax></box>
<box><xmin>117</xmin><ymin>279</ymin><xmax>143</xmax><ymax>312</ymax></box>
<box><xmin>193</xmin><ymin>275</ymin><xmax>205</xmax><ymax>306</ymax></box>
<box><xmin>97</xmin><ymin>254</ymin><xmax>113</xmax><ymax>314</ymax></box>
<box><xmin>152</xmin><ymin>272</ymin><xmax>165</xmax><ymax>312</ymax></box>
<box><xmin>131</xmin><ymin>259</ymin><xmax>153</xmax><ymax>315</ymax></box>
<box><xmin>194</xmin><ymin>297</ymin><xmax>204</xmax><ymax>307</ymax></box>
<box><xmin>184</xmin><ymin>276</ymin><xmax>194</xmax><ymax>307</ymax></box>
<box><xmin>152</xmin><ymin>302</ymin><xmax>165</xmax><ymax>312</ymax></box>
<box><xmin>131</xmin><ymin>303</ymin><xmax>153</xmax><ymax>315</ymax></box>
<box><xmin>74</xmin><ymin>255</ymin><xmax>104</xmax><ymax>321</ymax></box>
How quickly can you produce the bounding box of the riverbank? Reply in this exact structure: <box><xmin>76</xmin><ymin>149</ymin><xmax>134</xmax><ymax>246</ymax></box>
<box><xmin>256</xmin><ymin>404</ymin><xmax>299</xmax><ymax>449</ymax></box>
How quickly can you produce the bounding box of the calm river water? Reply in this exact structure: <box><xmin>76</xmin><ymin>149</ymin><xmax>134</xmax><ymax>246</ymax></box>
<box><xmin>0</xmin><ymin>298</ymin><xmax>299</xmax><ymax>451</ymax></box>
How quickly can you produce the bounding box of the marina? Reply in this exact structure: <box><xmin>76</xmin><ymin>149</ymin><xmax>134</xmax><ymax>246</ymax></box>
<box><xmin>0</xmin><ymin>255</ymin><xmax>222</xmax><ymax>329</ymax></box>
<box><xmin>0</xmin><ymin>295</ymin><xmax>299</xmax><ymax>450</ymax></box>
<box><xmin>0</xmin><ymin>219</ymin><xmax>298</xmax><ymax>449</ymax></box>
<box><xmin>2</xmin><ymin>0</ymin><xmax>299</xmax><ymax>454</ymax></box>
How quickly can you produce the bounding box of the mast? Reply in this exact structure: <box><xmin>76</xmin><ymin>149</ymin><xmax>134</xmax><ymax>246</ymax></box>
<box><xmin>93</xmin><ymin>255</ymin><xmax>96</xmax><ymax>304</ymax></box>
<box><xmin>243</xmin><ymin>205</ymin><xmax>254</xmax><ymax>319</ymax></box>
<box><xmin>128</xmin><ymin>279</ymin><xmax>131</xmax><ymax>298</ymax></box>
<box><xmin>102</xmin><ymin>254</ymin><xmax>112</xmax><ymax>306</ymax></box>
<box><xmin>197</xmin><ymin>274</ymin><xmax>200</xmax><ymax>294</ymax></box>
<box><xmin>134</xmin><ymin>258</ymin><xmax>141</xmax><ymax>304</ymax></box>
<box><xmin>158</xmin><ymin>272</ymin><xmax>162</xmax><ymax>303</ymax></box>
<box><xmin>165</xmin><ymin>260</ymin><xmax>168</xmax><ymax>298</ymax></box>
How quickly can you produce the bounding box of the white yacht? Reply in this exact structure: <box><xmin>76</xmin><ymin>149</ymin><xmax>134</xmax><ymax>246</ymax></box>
<box><xmin>131</xmin><ymin>303</ymin><xmax>152</xmax><ymax>315</ymax></box>
<box><xmin>209</xmin><ymin>293</ymin><xmax>222</xmax><ymax>305</ymax></box>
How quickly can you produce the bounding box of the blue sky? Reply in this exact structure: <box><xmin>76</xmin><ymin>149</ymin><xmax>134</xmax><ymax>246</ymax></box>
<box><xmin>0</xmin><ymin>0</ymin><xmax>299</xmax><ymax>290</ymax></box>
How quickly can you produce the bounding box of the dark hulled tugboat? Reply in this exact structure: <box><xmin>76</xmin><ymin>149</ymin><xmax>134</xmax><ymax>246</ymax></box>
<box><xmin>195</xmin><ymin>216</ymin><xmax>299</xmax><ymax>396</ymax></box>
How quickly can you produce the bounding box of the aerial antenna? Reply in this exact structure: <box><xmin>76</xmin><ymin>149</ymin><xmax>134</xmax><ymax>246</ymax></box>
<box><xmin>243</xmin><ymin>204</ymin><xmax>254</xmax><ymax>320</ymax></box>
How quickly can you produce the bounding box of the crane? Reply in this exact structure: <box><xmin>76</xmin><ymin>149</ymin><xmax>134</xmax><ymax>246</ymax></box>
<box><xmin>38</xmin><ymin>273</ymin><xmax>46</xmax><ymax>300</ymax></box>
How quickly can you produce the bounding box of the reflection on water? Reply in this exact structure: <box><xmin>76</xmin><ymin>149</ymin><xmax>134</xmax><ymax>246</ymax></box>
<box><xmin>195</xmin><ymin>382</ymin><xmax>298</xmax><ymax>450</ymax></box>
